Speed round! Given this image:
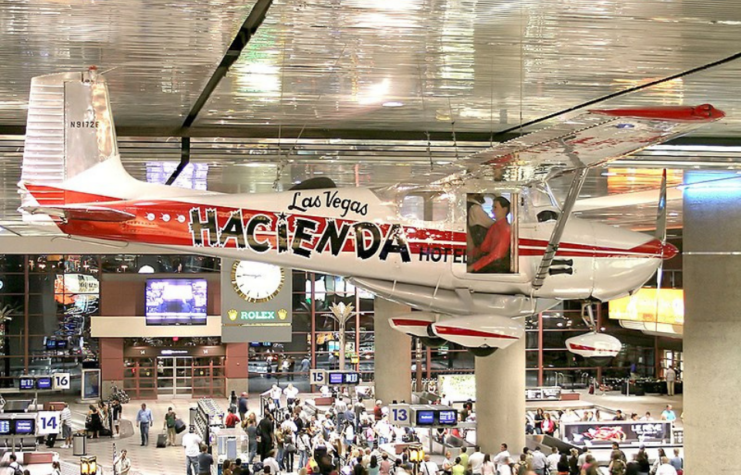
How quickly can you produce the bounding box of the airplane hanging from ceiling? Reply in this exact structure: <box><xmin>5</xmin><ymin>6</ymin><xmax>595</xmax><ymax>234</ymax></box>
<box><xmin>17</xmin><ymin>68</ymin><xmax>724</xmax><ymax>357</ymax></box>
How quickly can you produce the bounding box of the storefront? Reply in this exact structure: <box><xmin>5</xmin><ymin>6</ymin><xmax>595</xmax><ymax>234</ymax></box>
<box><xmin>123</xmin><ymin>343</ymin><xmax>226</xmax><ymax>398</ymax></box>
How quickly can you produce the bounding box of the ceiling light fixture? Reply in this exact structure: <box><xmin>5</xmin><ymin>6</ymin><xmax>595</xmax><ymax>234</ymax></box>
<box><xmin>382</xmin><ymin>101</ymin><xmax>404</xmax><ymax>108</ymax></box>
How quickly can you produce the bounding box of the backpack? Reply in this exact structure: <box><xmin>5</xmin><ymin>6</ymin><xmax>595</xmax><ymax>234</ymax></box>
<box><xmin>10</xmin><ymin>462</ymin><xmax>22</xmax><ymax>475</ymax></box>
<box><xmin>611</xmin><ymin>460</ymin><xmax>626</xmax><ymax>475</ymax></box>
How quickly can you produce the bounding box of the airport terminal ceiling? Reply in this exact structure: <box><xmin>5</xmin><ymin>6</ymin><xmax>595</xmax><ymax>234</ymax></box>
<box><xmin>1</xmin><ymin>0</ymin><xmax>741</xmax><ymax>233</ymax></box>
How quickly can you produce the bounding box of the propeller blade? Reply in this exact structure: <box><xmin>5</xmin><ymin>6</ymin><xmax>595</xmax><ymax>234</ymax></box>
<box><xmin>655</xmin><ymin>169</ymin><xmax>668</xmax><ymax>244</ymax></box>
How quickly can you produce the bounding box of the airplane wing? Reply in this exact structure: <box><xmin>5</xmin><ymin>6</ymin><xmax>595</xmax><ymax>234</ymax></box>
<box><xmin>408</xmin><ymin>104</ymin><xmax>725</xmax><ymax>187</ymax></box>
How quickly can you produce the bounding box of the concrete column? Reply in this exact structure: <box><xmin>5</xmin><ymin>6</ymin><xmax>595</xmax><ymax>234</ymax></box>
<box><xmin>683</xmin><ymin>178</ymin><xmax>741</xmax><ymax>472</ymax></box>
<box><xmin>225</xmin><ymin>343</ymin><xmax>249</xmax><ymax>396</ymax></box>
<box><xmin>100</xmin><ymin>338</ymin><xmax>124</xmax><ymax>399</ymax></box>
<box><xmin>475</xmin><ymin>335</ymin><xmax>525</xmax><ymax>454</ymax></box>
<box><xmin>374</xmin><ymin>298</ymin><xmax>412</xmax><ymax>404</ymax></box>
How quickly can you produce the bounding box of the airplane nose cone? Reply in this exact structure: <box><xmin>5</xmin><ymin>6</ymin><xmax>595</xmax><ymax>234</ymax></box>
<box><xmin>662</xmin><ymin>241</ymin><xmax>679</xmax><ymax>260</ymax></box>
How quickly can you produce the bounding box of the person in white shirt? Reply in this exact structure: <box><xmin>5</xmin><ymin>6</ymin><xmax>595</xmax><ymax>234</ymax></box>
<box><xmin>335</xmin><ymin>396</ymin><xmax>348</xmax><ymax>413</ymax></box>
<box><xmin>60</xmin><ymin>403</ymin><xmax>73</xmax><ymax>448</ymax></box>
<box><xmin>419</xmin><ymin>454</ymin><xmax>439</xmax><ymax>475</ymax></box>
<box><xmin>492</xmin><ymin>444</ymin><xmax>510</xmax><ymax>473</ymax></box>
<box><xmin>577</xmin><ymin>447</ymin><xmax>590</xmax><ymax>467</ymax></box>
<box><xmin>497</xmin><ymin>457</ymin><xmax>512</xmax><ymax>475</ymax></box>
<box><xmin>270</xmin><ymin>385</ymin><xmax>282</xmax><ymax>408</ymax></box>
<box><xmin>665</xmin><ymin>367</ymin><xmax>677</xmax><ymax>396</ymax></box>
<box><xmin>263</xmin><ymin>450</ymin><xmax>281</xmax><ymax>475</ymax></box>
<box><xmin>284</xmin><ymin>384</ymin><xmax>300</xmax><ymax>406</ymax></box>
<box><xmin>468</xmin><ymin>447</ymin><xmax>485</xmax><ymax>475</ymax></box>
<box><xmin>655</xmin><ymin>456</ymin><xmax>678</xmax><ymax>475</ymax></box>
<box><xmin>481</xmin><ymin>454</ymin><xmax>495</xmax><ymax>475</ymax></box>
<box><xmin>530</xmin><ymin>447</ymin><xmax>548</xmax><ymax>475</ymax></box>
<box><xmin>114</xmin><ymin>449</ymin><xmax>131</xmax><ymax>475</ymax></box>
<box><xmin>182</xmin><ymin>426</ymin><xmax>203</xmax><ymax>475</ymax></box>
<box><xmin>546</xmin><ymin>447</ymin><xmax>560</xmax><ymax>474</ymax></box>
<box><xmin>281</xmin><ymin>414</ymin><xmax>297</xmax><ymax>434</ymax></box>
<box><xmin>297</xmin><ymin>429</ymin><xmax>312</xmax><ymax>469</ymax></box>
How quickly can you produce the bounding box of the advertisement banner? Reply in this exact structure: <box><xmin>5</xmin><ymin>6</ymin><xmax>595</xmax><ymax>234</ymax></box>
<box><xmin>561</xmin><ymin>421</ymin><xmax>673</xmax><ymax>447</ymax></box>
<box><xmin>81</xmin><ymin>369</ymin><xmax>101</xmax><ymax>401</ymax></box>
<box><xmin>526</xmin><ymin>387</ymin><xmax>562</xmax><ymax>401</ymax></box>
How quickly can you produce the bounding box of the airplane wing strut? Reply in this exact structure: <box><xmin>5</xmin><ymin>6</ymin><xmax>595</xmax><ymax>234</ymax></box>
<box><xmin>531</xmin><ymin>167</ymin><xmax>589</xmax><ymax>289</ymax></box>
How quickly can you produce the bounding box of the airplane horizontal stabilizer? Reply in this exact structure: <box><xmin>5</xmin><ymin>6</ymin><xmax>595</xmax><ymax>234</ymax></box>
<box><xmin>21</xmin><ymin>205</ymin><xmax>135</xmax><ymax>223</ymax></box>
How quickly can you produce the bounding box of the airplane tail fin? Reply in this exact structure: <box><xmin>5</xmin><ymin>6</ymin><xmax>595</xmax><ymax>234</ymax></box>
<box><xmin>19</xmin><ymin>68</ymin><xmax>135</xmax><ymax>219</ymax></box>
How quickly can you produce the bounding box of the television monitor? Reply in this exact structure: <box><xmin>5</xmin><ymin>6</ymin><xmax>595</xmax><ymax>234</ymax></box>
<box><xmin>145</xmin><ymin>279</ymin><xmax>207</xmax><ymax>326</ymax></box>
<box><xmin>36</xmin><ymin>377</ymin><xmax>52</xmax><ymax>390</ymax></box>
<box><xmin>13</xmin><ymin>418</ymin><xmax>35</xmax><ymax>435</ymax></box>
<box><xmin>19</xmin><ymin>378</ymin><xmax>34</xmax><ymax>390</ymax></box>
<box><xmin>438</xmin><ymin>410</ymin><xmax>457</xmax><ymax>425</ymax></box>
<box><xmin>0</xmin><ymin>420</ymin><xmax>10</xmax><ymax>435</ymax></box>
<box><xmin>329</xmin><ymin>372</ymin><xmax>343</xmax><ymax>385</ymax></box>
<box><xmin>56</xmin><ymin>340</ymin><xmax>68</xmax><ymax>349</ymax></box>
<box><xmin>415</xmin><ymin>410</ymin><xmax>435</xmax><ymax>425</ymax></box>
<box><xmin>343</xmin><ymin>372</ymin><xmax>360</xmax><ymax>384</ymax></box>
<box><xmin>45</xmin><ymin>338</ymin><xmax>56</xmax><ymax>350</ymax></box>
<box><xmin>327</xmin><ymin>341</ymin><xmax>340</xmax><ymax>352</ymax></box>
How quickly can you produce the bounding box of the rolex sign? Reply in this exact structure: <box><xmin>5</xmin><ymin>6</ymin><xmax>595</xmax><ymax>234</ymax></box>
<box><xmin>221</xmin><ymin>259</ymin><xmax>293</xmax><ymax>343</ymax></box>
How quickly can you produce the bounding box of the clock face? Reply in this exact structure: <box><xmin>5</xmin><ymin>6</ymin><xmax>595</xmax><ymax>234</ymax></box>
<box><xmin>231</xmin><ymin>261</ymin><xmax>284</xmax><ymax>303</ymax></box>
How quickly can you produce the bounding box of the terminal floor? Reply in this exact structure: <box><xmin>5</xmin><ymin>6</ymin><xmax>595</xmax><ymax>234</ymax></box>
<box><xmin>44</xmin><ymin>391</ymin><xmax>684</xmax><ymax>475</ymax></box>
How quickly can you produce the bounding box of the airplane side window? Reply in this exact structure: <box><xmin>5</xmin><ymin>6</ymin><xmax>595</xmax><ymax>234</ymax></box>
<box><xmin>537</xmin><ymin>210</ymin><xmax>559</xmax><ymax>222</ymax></box>
<box><xmin>466</xmin><ymin>193</ymin><xmax>514</xmax><ymax>274</ymax></box>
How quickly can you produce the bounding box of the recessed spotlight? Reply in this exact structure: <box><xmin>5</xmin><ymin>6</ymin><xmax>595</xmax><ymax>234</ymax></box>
<box><xmin>382</xmin><ymin>101</ymin><xmax>404</xmax><ymax>108</ymax></box>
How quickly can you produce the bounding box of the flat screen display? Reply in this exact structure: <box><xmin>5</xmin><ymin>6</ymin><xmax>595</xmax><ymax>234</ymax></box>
<box><xmin>45</xmin><ymin>338</ymin><xmax>56</xmax><ymax>350</ymax></box>
<box><xmin>329</xmin><ymin>372</ymin><xmax>343</xmax><ymax>385</ymax></box>
<box><xmin>36</xmin><ymin>378</ymin><xmax>52</xmax><ymax>390</ymax></box>
<box><xmin>438</xmin><ymin>410</ymin><xmax>457</xmax><ymax>425</ymax></box>
<box><xmin>13</xmin><ymin>419</ymin><xmax>34</xmax><ymax>435</ymax></box>
<box><xmin>56</xmin><ymin>340</ymin><xmax>68</xmax><ymax>349</ymax></box>
<box><xmin>145</xmin><ymin>279</ymin><xmax>207</xmax><ymax>326</ymax></box>
<box><xmin>0</xmin><ymin>420</ymin><xmax>10</xmax><ymax>435</ymax></box>
<box><xmin>19</xmin><ymin>378</ymin><xmax>34</xmax><ymax>390</ymax></box>
<box><xmin>343</xmin><ymin>372</ymin><xmax>360</xmax><ymax>384</ymax></box>
<box><xmin>416</xmin><ymin>411</ymin><xmax>435</xmax><ymax>425</ymax></box>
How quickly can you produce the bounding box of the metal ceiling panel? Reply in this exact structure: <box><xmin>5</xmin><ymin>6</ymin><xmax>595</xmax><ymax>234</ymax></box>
<box><xmin>0</xmin><ymin>0</ymin><xmax>256</xmax><ymax>127</ymax></box>
<box><xmin>197</xmin><ymin>0</ymin><xmax>741</xmax><ymax>136</ymax></box>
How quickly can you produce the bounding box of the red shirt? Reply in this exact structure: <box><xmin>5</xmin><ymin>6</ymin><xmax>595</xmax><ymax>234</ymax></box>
<box><xmin>472</xmin><ymin>220</ymin><xmax>511</xmax><ymax>272</ymax></box>
<box><xmin>225</xmin><ymin>412</ymin><xmax>240</xmax><ymax>428</ymax></box>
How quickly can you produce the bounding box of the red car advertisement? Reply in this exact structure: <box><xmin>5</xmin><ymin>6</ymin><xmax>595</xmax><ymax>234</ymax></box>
<box><xmin>561</xmin><ymin>421</ymin><xmax>673</xmax><ymax>446</ymax></box>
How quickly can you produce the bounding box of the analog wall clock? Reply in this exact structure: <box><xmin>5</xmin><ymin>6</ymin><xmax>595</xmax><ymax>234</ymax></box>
<box><xmin>230</xmin><ymin>261</ymin><xmax>284</xmax><ymax>303</ymax></box>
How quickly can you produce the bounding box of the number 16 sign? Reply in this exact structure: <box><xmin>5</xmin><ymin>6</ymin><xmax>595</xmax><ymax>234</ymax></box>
<box><xmin>53</xmin><ymin>373</ymin><xmax>70</xmax><ymax>390</ymax></box>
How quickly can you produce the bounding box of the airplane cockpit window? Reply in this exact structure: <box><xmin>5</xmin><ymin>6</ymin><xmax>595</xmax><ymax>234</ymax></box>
<box><xmin>466</xmin><ymin>192</ymin><xmax>515</xmax><ymax>274</ymax></box>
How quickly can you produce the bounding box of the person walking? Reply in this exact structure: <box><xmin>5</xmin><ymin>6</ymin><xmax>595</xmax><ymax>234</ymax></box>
<box><xmin>60</xmin><ymin>402</ymin><xmax>73</xmax><ymax>448</ymax></box>
<box><xmin>183</xmin><ymin>426</ymin><xmax>203</xmax><ymax>475</ymax></box>
<box><xmin>238</xmin><ymin>392</ymin><xmax>249</xmax><ymax>421</ymax></box>
<box><xmin>198</xmin><ymin>443</ymin><xmax>214</xmax><ymax>475</ymax></box>
<box><xmin>136</xmin><ymin>403</ymin><xmax>153</xmax><ymax>446</ymax></box>
<box><xmin>114</xmin><ymin>449</ymin><xmax>131</xmax><ymax>475</ymax></box>
<box><xmin>164</xmin><ymin>407</ymin><xmax>177</xmax><ymax>446</ymax></box>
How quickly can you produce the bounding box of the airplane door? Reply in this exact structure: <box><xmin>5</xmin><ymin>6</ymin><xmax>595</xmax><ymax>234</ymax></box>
<box><xmin>452</xmin><ymin>192</ymin><xmax>519</xmax><ymax>279</ymax></box>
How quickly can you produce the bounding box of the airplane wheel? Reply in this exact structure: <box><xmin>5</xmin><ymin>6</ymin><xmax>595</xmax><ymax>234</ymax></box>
<box><xmin>468</xmin><ymin>347</ymin><xmax>498</xmax><ymax>357</ymax></box>
<box><xmin>419</xmin><ymin>337</ymin><xmax>446</xmax><ymax>348</ymax></box>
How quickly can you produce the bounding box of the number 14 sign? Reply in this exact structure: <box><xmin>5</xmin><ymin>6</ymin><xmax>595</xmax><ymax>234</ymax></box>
<box><xmin>37</xmin><ymin>411</ymin><xmax>61</xmax><ymax>435</ymax></box>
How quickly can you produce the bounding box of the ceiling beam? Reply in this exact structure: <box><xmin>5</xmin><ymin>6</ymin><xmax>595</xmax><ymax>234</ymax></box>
<box><xmin>0</xmin><ymin>122</ymin><xmax>739</xmax><ymax>147</ymax></box>
<box><xmin>168</xmin><ymin>0</ymin><xmax>273</xmax><ymax>183</ymax></box>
